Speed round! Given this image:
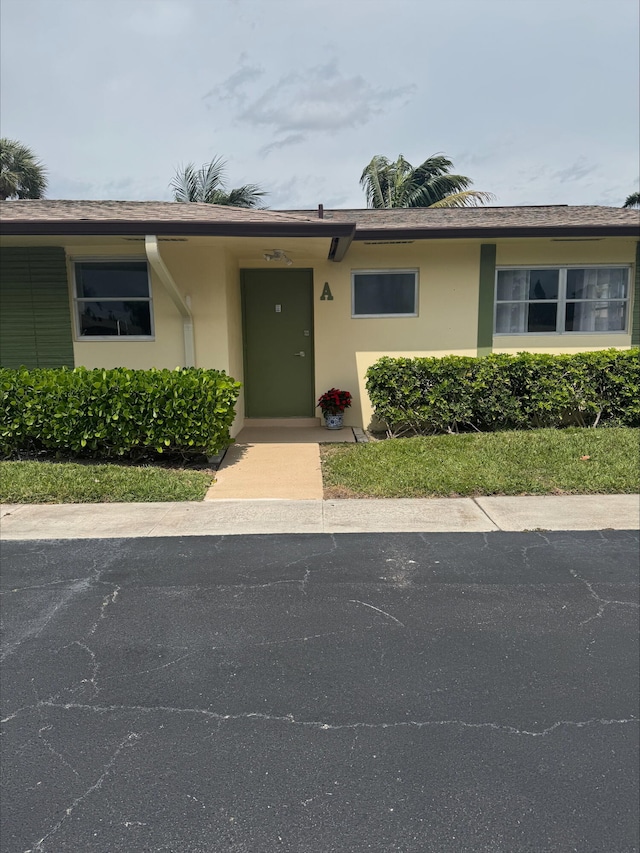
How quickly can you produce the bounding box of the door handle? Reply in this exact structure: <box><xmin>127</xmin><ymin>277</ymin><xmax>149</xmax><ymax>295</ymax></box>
<box><xmin>293</xmin><ymin>351</ymin><xmax>306</xmax><ymax>357</ymax></box>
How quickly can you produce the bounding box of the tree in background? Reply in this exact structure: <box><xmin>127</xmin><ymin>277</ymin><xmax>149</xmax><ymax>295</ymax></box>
<box><xmin>170</xmin><ymin>157</ymin><xmax>266</xmax><ymax>208</ymax></box>
<box><xmin>622</xmin><ymin>192</ymin><xmax>640</xmax><ymax>209</ymax></box>
<box><xmin>360</xmin><ymin>153</ymin><xmax>494</xmax><ymax>209</ymax></box>
<box><xmin>0</xmin><ymin>138</ymin><xmax>47</xmax><ymax>200</ymax></box>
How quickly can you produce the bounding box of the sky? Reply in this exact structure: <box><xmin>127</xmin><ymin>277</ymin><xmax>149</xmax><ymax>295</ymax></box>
<box><xmin>1</xmin><ymin>0</ymin><xmax>638</xmax><ymax>210</ymax></box>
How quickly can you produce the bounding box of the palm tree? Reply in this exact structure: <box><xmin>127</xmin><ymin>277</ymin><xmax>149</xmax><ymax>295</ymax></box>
<box><xmin>0</xmin><ymin>138</ymin><xmax>47</xmax><ymax>200</ymax></box>
<box><xmin>360</xmin><ymin>153</ymin><xmax>494</xmax><ymax>209</ymax></box>
<box><xmin>170</xmin><ymin>157</ymin><xmax>266</xmax><ymax>208</ymax></box>
<box><xmin>622</xmin><ymin>191</ymin><xmax>640</xmax><ymax>209</ymax></box>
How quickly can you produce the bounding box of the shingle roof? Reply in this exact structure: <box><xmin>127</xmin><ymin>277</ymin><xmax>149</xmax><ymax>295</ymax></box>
<box><xmin>285</xmin><ymin>205</ymin><xmax>640</xmax><ymax>238</ymax></box>
<box><xmin>0</xmin><ymin>199</ymin><xmax>354</xmax><ymax>240</ymax></box>
<box><xmin>1</xmin><ymin>200</ymin><xmax>637</xmax><ymax>240</ymax></box>
<box><xmin>0</xmin><ymin>199</ymin><xmax>320</xmax><ymax>224</ymax></box>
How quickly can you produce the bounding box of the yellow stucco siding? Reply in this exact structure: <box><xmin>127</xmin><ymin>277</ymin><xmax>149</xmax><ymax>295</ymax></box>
<box><xmin>311</xmin><ymin>242</ymin><xmax>481</xmax><ymax>428</ymax></box>
<box><xmin>68</xmin><ymin>242</ymin><xmax>236</xmax><ymax>373</ymax></box>
<box><xmin>223</xmin><ymin>250</ymin><xmax>245</xmax><ymax>436</ymax></box>
<box><xmin>495</xmin><ymin>238</ymin><xmax>636</xmax><ymax>267</ymax></box>
<box><xmin>30</xmin><ymin>233</ymin><xmax>634</xmax><ymax>432</ymax></box>
<box><xmin>158</xmin><ymin>243</ymin><xmax>231</xmax><ymax>370</ymax></box>
<box><xmin>67</xmin><ymin>244</ymin><xmax>183</xmax><ymax>370</ymax></box>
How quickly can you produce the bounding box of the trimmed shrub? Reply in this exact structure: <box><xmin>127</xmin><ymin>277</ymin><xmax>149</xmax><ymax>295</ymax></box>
<box><xmin>0</xmin><ymin>366</ymin><xmax>241</xmax><ymax>458</ymax></box>
<box><xmin>366</xmin><ymin>350</ymin><xmax>640</xmax><ymax>435</ymax></box>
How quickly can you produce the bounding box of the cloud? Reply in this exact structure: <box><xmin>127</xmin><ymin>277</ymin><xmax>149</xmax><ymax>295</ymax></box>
<box><xmin>204</xmin><ymin>56</ymin><xmax>264</xmax><ymax>104</ymax></box>
<box><xmin>47</xmin><ymin>174</ymin><xmax>171</xmax><ymax>201</ymax></box>
<box><xmin>259</xmin><ymin>133</ymin><xmax>307</xmax><ymax>157</ymax></box>
<box><xmin>206</xmin><ymin>58</ymin><xmax>415</xmax><ymax>145</ymax></box>
<box><xmin>238</xmin><ymin>62</ymin><xmax>415</xmax><ymax>134</ymax></box>
<box><xmin>551</xmin><ymin>159</ymin><xmax>597</xmax><ymax>184</ymax></box>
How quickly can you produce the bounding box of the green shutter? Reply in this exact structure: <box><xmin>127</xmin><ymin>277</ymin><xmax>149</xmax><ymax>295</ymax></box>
<box><xmin>632</xmin><ymin>242</ymin><xmax>640</xmax><ymax>348</ymax></box>
<box><xmin>477</xmin><ymin>243</ymin><xmax>496</xmax><ymax>356</ymax></box>
<box><xmin>0</xmin><ymin>247</ymin><xmax>74</xmax><ymax>368</ymax></box>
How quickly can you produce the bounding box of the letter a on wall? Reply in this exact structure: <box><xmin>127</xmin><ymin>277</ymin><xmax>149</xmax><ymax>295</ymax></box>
<box><xmin>320</xmin><ymin>282</ymin><xmax>333</xmax><ymax>301</ymax></box>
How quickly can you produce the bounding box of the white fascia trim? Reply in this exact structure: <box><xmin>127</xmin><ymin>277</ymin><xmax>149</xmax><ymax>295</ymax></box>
<box><xmin>144</xmin><ymin>235</ymin><xmax>195</xmax><ymax>367</ymax></box>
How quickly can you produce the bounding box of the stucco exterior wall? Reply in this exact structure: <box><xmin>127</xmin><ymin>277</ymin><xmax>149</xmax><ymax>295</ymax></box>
<box><xmin>68</xmin><ymin>242</ymin><xmax>236</xmax><ymax>372</ymax></box>
<box><xmin>68</xmin><ymin>244</ymin><xmax>184</xmax><ymax>370</ymax></box>
<box><xmin>51</xmin><ymin>234</ymin><xmax>636</xmax><ymax>432</ymax></box>
<box><xmin>223</xmin><ymin>250</ymin><xmax>245</xmax><ymax>436</ymax></box>
<box><xmin>311</xmin><ymin>241</ymin><xmax>481</xmax><ymax>428</ymax></box>
<box><xmin>67</xmin><ymin>241</ymin><xmax>246</xmax><ymax>434</ymax></box>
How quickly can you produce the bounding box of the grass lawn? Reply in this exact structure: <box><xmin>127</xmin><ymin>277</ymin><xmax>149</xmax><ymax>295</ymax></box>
<box><xmin>0</xmin><ymin>459</ymin><xmax>214</xmax><ymax>504</ymax></box>
<box><xmin>320</xmin><ymin>427</ymin><xmax>640</xmax><ymax>498</ymax></box>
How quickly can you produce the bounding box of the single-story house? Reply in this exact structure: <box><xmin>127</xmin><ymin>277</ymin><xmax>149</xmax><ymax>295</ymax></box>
<box><xmin>1</xmin><ymin>200</ymin><xmax>638</xmax><ymax>433</ymax></box>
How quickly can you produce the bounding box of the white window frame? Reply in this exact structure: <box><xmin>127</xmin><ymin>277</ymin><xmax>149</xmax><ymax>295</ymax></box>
<box><xmin>494</xmin><ymin>264</ymin><xmax>631</xmax><ymax>336</ymax></box>
<box><xmin>351</xmin><ymin>268</ymin><xmax>419</xmax><ymax>318</ymax></box>
<box><xmin>72</xmin><ymin>257</ymin><xmax>155</xmax><ymax>341</ymax></box>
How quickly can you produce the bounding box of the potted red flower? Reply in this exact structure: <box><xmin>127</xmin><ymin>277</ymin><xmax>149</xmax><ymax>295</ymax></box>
<box><xmin>317</xmin><ymin>388</ymin><xmax>352</xmax><ymax>430</ymax></box>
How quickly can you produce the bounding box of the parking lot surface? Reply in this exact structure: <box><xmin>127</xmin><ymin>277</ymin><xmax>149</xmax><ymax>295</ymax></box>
<box><xmin>1</xmin><ymin>531</ymin><xmax>638</xmax><ymax>852</ymax></box>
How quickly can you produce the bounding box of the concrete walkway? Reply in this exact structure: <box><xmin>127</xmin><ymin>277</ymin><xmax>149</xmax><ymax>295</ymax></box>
<box><xmin>1</xmin><ymin>495</ymin><xmax>638</xmax><ymax>540</ymax></box>
<box><xmin>205</xmin><ymin>424</ymin><xmax>355</xmax><ymax>500</ymax></box>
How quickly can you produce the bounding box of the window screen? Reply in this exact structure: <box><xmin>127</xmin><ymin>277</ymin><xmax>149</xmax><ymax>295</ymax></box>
<box><xmin>352</xmin><ymin>271</ymin><xmax>418</xmax><ymax>317</ymax></box>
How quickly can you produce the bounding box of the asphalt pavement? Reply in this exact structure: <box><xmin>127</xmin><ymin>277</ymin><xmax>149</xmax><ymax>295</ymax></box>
<box><xmin>1</xmin><ymin>531</ymin><xmax>638</xmax><ymax>852</ymax></box>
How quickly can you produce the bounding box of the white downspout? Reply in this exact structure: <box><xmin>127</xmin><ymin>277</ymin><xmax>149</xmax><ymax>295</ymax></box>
<box><xmin>144</xmin><ymin>234</ymin><xmax>195</xmax><ymax>367</ymax></box>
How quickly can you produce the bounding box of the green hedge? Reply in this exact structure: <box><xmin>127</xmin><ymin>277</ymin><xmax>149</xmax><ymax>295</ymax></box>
<box><xmin>0</xmin><ymin>367</ymin><xmax>241</xmax><ymax>458</ymax></box>
<box><xmin>366</xmin><ymin>350</ymin><xmax>640</xmax><ymax>435</ymax></box>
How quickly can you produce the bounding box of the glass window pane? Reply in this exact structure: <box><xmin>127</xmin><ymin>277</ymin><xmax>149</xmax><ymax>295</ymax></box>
<box><xmin>565</xmin><ymin>301</ymin><xmax>627</xmax><ymax>332</ymax></box>
<box><xmin>528</xmin><ymin>269</ymin><xmax>559</xmax><ymax>300</ymax></box>
<box><xmin>567</xmin><ymin>268</ymin><xmax>628</xmax><ymax>300</ymax></box>
<box><xmin>495</xmin><ymin>302</ymin><xmax>527</xmax><ymax>333</ymax></box>
<box><xmin>353</xmin><ymin>273</ymin><xmax>416</xmax><ymax>315</ymax></box>
<box><xmin>496</xmin><ymin>270</ymin><xmax>528</xmax><ymax>301</ymax></box>
<box><xmin>76</xmin><ymin>262</ymin><xmax>150</xmax><ymax>299</ymax></box>
<box><xmin>78</xmin><ymin>301</ymin><xmax>152</xmax><ymax>336</ymax></box>
<box><xmin>527</xmin><ymin>302</ymin><xmax>557</xmax><ymax>332</ymax></box>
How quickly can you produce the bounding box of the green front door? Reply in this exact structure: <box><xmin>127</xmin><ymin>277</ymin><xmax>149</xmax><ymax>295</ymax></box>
<box><xmin>241</xmin><ymin>269</ymin><xmax>315</xmax><ymax>417</ymax></box>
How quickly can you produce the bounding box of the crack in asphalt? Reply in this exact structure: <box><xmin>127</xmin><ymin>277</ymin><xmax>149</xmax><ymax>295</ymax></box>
<box><xmin>33</xmin><ymin>700</ymin><xmax>640</xmax><ymax>738</ymax></box>
<box><xmin>23</xmin><ymin>732</ymin><xmax>142</xmax><ymax>853</ymax></box>
<box><xmin>568</xmin><ymin>567</ymin><xmax>639</xmax><ymax>625</ymax></box>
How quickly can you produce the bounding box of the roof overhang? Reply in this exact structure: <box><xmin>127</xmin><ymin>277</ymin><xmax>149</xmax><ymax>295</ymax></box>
<box><xmin>354</xmin><ymin>225</ymin><xmax>640</xmax><ymax>241</ymax></box>
<box><xmin>0</xmin><ymin>219</ymin><xmax>356</xmax><ymax>240</ymax></box>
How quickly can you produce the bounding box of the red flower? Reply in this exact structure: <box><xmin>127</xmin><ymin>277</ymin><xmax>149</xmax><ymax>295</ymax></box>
<box><xmin>317</xmin><ymin>388</ymin><xmax>352</xmax><ymax>414</ymax></box>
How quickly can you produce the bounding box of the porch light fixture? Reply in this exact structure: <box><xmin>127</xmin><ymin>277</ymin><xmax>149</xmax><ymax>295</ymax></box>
<box><xmin>263</xmin><ymin>249</ymin><xmax>292</xmax><ymax>266</ymax></box>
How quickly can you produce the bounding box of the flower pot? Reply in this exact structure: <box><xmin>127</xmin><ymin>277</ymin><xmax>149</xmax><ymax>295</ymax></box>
<box><xmin>324</xmin><ymin>412</ymin><xmax>344</xmax><ymax>430</ymax></box>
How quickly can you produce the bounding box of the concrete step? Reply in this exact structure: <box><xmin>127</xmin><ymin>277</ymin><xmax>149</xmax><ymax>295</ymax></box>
<box><xmin>243</xmin><ymin>417</ymin><xmax>321</xmax><ymax>428</ymax></box>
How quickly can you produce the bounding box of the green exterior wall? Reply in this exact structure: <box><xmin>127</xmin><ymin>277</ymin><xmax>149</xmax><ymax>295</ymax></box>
<box><xmin>632</xmin><ymin>241</ymin><xmax>640</xmax><ymax>347</ymax></box>
<box><xmin>0</xmin><ymin>247</ymin><xmax>74</xmax><ymax>368</ymax></box>
<box><xmin>477</xmin><ymin>243</ymin><xmax>496</xmax><ymax>356</ymax></box>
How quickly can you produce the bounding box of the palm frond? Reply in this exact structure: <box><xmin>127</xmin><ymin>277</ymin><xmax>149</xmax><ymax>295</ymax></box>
<box><xmin>197</xmin><ymin>157</ymin><xmax>227</xmax><ymax>203</ymax></box>
<box><xmin>170</xmin><ymin>163</ymin><xmax>199</xmax><ymax>202</ymax></box>
<box><xmin>170</xmin><ymin>157</ymin><xmax>266</xmax><ymax>207</ymax></box>
<box><xmin>360</xmin><ymin>156</ymin><xmax>393</xmax><ymax>208</ymax></box>
<box><xmin>359</xmin><ymin>151</ymin><xmax>494</xmax><ymax>209</ymax></box>
<box><xmin>222</xmin><ymin>184</ymin><xmax>268</xmax><ymax>208</ymax></box>
<box><xmin>622</xmin><ymin>191</ymin><xmax>640</xmax><ymax>209</ymax></box>
<box><xmin>0</xmin><ymin>137</ymin><xmax>47</xmax><ymax>200</ymax></box>
<box><xmin>411</xmin><ymin>153</ymin><xmax>455</xmax><ymax>180</ymax></box>
<box><xmin>407</xmin><ymin>173</ymin><xmax>475</xmax><ymax>207</ymax></box>
<box><xmin>427</xmin><ymin>190</ymin><xmax>496</xmax><ymax>208</ymax></box>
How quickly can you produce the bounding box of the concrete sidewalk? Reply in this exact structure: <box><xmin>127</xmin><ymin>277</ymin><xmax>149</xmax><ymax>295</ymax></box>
<box><xmin>1</xmin><ymin>494</ymin><xmax>638</xmax><ymax>539</ymax></box>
